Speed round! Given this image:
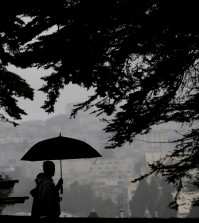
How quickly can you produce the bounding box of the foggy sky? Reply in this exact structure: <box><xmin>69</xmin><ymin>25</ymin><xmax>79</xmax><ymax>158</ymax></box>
<box><xmin>8</xmin><ymin>65</ymin><xmax>93</xmax><ymax>121</ymax></box>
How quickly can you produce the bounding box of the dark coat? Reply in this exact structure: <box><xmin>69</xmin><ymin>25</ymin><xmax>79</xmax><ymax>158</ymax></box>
<box><xmin>30</xmin><ymin>176</ymin><xmax>43</xmax><ymax>218</ymax></box>
<box><xmin>30</xmin><ymin>175</ymin><xmax>61</xmax><ymax>218</ymax></box>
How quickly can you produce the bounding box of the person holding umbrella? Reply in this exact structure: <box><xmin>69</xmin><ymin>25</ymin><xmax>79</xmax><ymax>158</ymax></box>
<box><xmin>31</xmin><ymin>160</ymin><xmax>63</xmax><ymax>219</ymax></box>
<box><xmin>21</xmin><ymin>133</ymin><xmax>102</xmax><ymax>218</ymax></box>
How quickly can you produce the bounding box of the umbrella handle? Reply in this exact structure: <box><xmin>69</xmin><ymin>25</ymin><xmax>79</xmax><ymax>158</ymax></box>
<box><xmin>60</xmin><ymin>160</ymin><xmax>62</xmax><ymax>178</ymax></box>
<box><xmin>61</xmin><ymin>184</ymin><xmax>63</xmax><ymax>194</ymax></box>
<box><xmin>60</xmin><ymin>160</ymin><xmax>63</xmax><ymax>194</ymax></box>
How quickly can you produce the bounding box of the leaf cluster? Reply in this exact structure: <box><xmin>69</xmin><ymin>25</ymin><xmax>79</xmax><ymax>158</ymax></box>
<box><xmin>0</xmin><ymin>15</ymin><xmax>33</xmax><ymax>125</ymax></box>
<box><xmin>2</xmin><ymin>0</ymin><xmax>198</xmax><ymax>147</ymax></box>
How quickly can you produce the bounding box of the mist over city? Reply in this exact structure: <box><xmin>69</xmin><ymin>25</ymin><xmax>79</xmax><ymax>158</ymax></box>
<box><xmin>1</xmin><ymin>103</ymin><xmax>193</xmax><ymax>218</ymax></box>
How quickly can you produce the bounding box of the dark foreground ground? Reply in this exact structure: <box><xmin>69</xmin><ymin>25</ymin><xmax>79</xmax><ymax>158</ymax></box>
<box><xmin>0</xmin><ymin>215</ymin><xmax>199</xmax><ymax>223</ymax></box>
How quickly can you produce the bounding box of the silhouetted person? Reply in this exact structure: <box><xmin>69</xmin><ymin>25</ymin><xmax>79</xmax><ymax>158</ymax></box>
<box><xmin>31</xmin><ymin>161</ymin><xmax>63</xmax><ymax>219</ymax></box>
<box><xmin>30</xmin><ymin>172</ymin><xmax>44</xmax><ymax>218</ymax></box>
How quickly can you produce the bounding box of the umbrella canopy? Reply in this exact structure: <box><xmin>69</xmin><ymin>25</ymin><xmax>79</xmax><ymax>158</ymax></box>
<box><xmin>21</xmin><ymin>133</ymin><xmax>102</xmax><ymax>192</ymax></box>
<box><xmin>21</xmin><ymin>134</ymin><xmax>102</xmax><ymax>161</ymax></box>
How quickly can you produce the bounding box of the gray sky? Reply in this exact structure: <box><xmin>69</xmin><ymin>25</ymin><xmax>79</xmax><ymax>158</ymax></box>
<box><xmin>8</xmin><ymin>65</ymin><xmax>93</xmax><ymax>121</ymax></box>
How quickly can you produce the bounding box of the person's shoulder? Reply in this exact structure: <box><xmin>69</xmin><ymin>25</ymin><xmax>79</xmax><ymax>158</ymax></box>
<box><xmin>41</xmin><ymin>176</ymin><xmax>54</xmax><ymax>186</ymax></box>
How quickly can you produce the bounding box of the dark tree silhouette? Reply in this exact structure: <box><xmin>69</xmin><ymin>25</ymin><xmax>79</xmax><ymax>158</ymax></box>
<box><xmin>129</xmin><ymin>179</ymin><xmax>148</xmax><ymax>217</ymax></box>
<box><xmin>1</xmin><ymin>0</ymin><xmax>199</xmax><ymax>208</ymax></box>
<box><xmin>147</xmin><ymin>176</ymin><xmax>159</xmax><ymax>217</ymax></box>
<box><xmin>61</xmin><ymin>181</ymin><xmax>117</xmax><ymax>217</ymax></box>
<box><xmin>151</xmin><ymin>177</ymin><xmax>177</xmax><ymax>218</ymax></box>
<box><xmin>0</xmin><ymin>15</ymin><xmax>34</xmax><ymax>125</ymax></box>
<box><xmin>129</xmin><ymin>176</ymin><xmax>177</xmax><ymax>218</ymax></box>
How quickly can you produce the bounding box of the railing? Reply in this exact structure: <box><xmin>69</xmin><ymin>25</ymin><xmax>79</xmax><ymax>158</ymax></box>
<box><xmin>0</xmin><ymin>196</ymin><xmax>29</xmax><ymax>204</ymax></box>
<box><xmin>0</xmin><ymin>180</ymin><xmax>19</xmax><ymax>190</ymax></box>
<box><xmin>0</xmin><ymin>180</ymin><xmax>29</xmax><ymax>204</ymax></box>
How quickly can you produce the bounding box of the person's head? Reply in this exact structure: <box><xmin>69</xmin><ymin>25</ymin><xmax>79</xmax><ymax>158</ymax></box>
<box><xmin>35</xmin><ymin>172</ymin><xmax>44</xmax><ymax>184</ymax></box>
<box><xmin>43</xmin><ymin>161</ymin><xmax>55</xmax><ymax>177</ymax></box>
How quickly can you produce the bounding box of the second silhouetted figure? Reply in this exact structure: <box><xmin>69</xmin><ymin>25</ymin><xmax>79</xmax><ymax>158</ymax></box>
<box><xmin>30</xmin><ymin>160</ymin><xmax>63</xmax><ymax>219</ymax></box>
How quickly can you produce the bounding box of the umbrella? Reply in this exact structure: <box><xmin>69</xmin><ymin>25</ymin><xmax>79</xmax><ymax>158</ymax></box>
<box><xmin>21</xmin><ymin>133</ymin><xmax>102</xmax><ymax>193</ymax></box>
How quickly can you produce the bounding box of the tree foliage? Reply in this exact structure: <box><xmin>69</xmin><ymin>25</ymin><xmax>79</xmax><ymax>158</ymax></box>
<box><xmin>1</xmin><ymin>0</ymin><xmax>199</xmax><ymax>208</ymax></box>
<box><xmin>129</xmin><ymin>176</ymin><xmax>177</xmax><ymax>217</ymax></box>
<box><xmin>61</xmin><ymin>181</ymin><xmax>117</xmax><ymax>217</ymax></box>
<box><xmin>147</xmin><ymin>176</ymin><xmax>159</xmax><ymax>217</ymax></box>
<box><xmin>0</xmin><ymin>15</ymin><xmax>34</xmax><ymax>125</ymax></box>
<box><xmin>152</xmin><ymin>177</ymin><xmax>177</xmax><ymax>218</ymax></box>
<box><xmin>129</xmin><ymin>179</ymin><xmax>148</xmax><ymax>217</ymax></box>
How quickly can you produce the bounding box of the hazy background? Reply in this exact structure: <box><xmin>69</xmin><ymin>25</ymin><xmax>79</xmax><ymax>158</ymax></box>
<box><xmin>0</xmin><ymin>66</ymin><xmax>195</xmax><ymax>218</ymax></box>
